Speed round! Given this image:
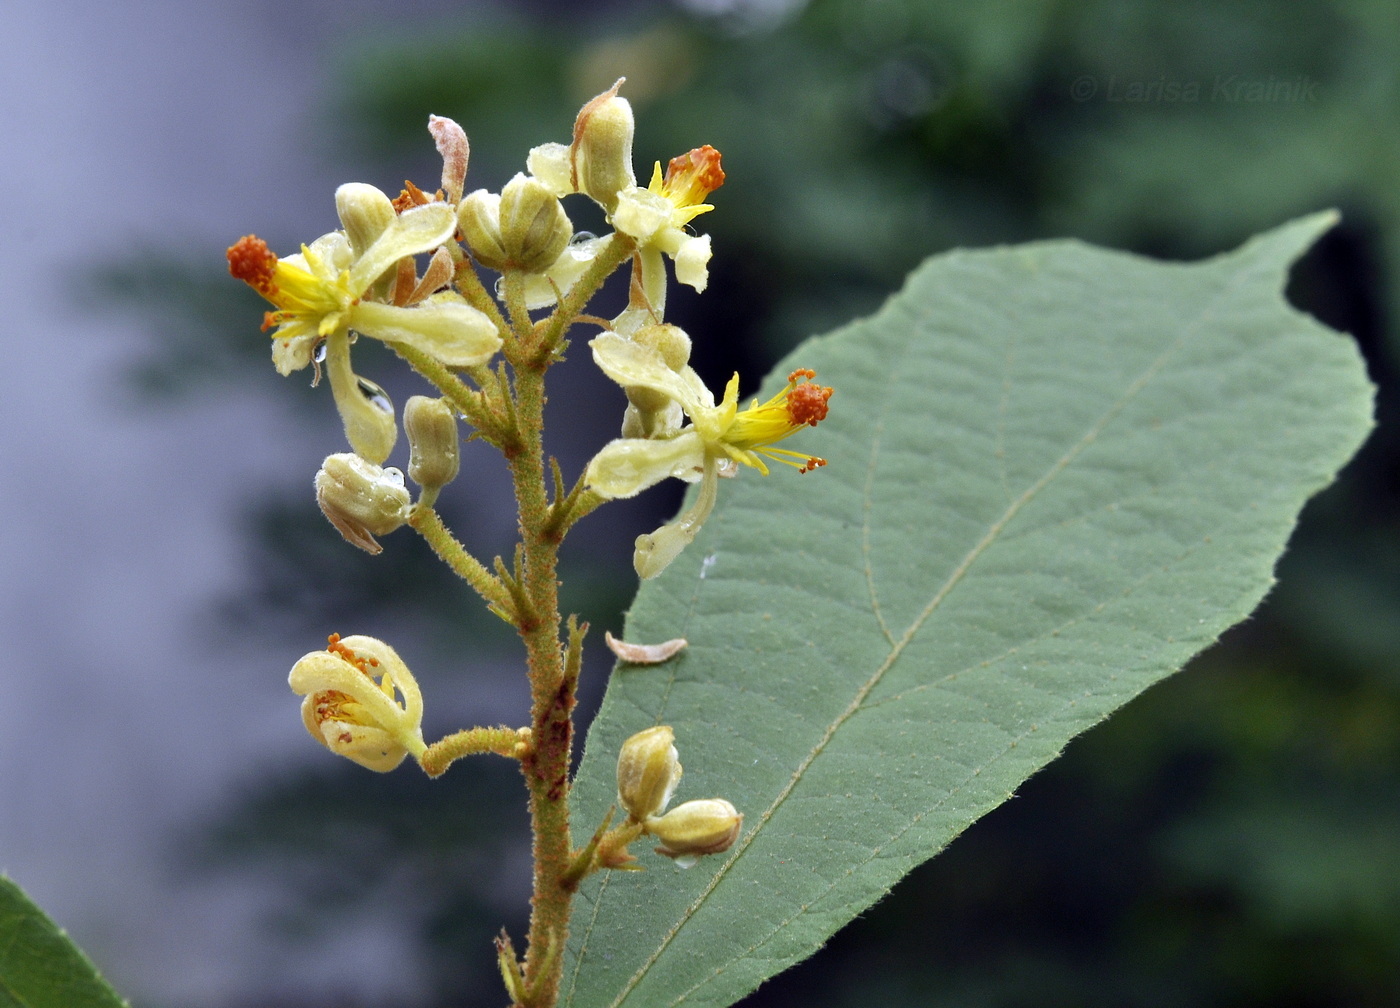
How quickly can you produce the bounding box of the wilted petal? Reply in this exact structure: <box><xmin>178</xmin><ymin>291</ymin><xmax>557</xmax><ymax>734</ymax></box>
<box><xmin>671</xmin><ymin>233</ymin><xmax>711</xmax><ymax>292</ymax></box>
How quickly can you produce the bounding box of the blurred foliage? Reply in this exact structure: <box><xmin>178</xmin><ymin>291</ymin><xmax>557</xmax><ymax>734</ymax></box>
<box><xmin>111</xmin><ymin>0</ymin><xmax>1400</xmax><ymax>1004</ymax></box>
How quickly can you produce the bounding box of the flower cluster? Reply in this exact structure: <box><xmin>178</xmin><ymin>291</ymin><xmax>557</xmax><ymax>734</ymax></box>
<box><xmin>227</xmin><ymin>76</ymin><xmax>829</xmax><ymax>1006</ymax></box>
<box><xmin>227</xmin><ymin>85</ymin><xmax>830</xmax><ymax>828</ymax></box>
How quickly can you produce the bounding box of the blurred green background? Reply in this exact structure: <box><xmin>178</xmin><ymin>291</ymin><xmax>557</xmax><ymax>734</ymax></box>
<box><xmin>130</xmin><ymin>0</ymin><xmax>1400</xmax><ymax>1004</ymax></box>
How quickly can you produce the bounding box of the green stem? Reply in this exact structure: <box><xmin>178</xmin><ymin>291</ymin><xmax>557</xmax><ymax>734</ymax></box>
<box><xmin>392</xmin><ymin>342</ymin><xmax>505</xmax><ymax>445</ymax></box>
<box><xmin>533</xmin><ymin>234</ymin><xmax>634</xmax><ymax>363</ymax></box>
<box><xmin>508</xmin><ymin>358</ymin><xmax>575</xmax><ymax>1008</ymax></box>
<box><xmin>409</xmin><ymin>507</ymin><xmax>513</xmax><ymax>617</ymax></box>
<box><xmin>420</xmin><ymin>725</ymin><xmax>528</xmax><ymax>777</ymax></box>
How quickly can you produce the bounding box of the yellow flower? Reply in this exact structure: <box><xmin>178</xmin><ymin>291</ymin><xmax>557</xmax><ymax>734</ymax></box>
<box><xmin>584</xmin><ymin>333</ymin><xmax>831</xmax><ymax>499</ymax></box>
<box><xmin>289</xmin><ymin>634</ymin><xmax>426</xmax><ymax>772</ymax></box>
<box><xmin>227</xmin><ymin>197</ymin><xmax>502</xmax><ymax>461</ymax></box>
<box><xmin>611</xmin><ymin>146</ymin><xmax>725</xmax><ymax>292</ymax></box>
<box><xmin>584</xmin><ymin>333</ymin><xmax>831</xmax><ymax>577</ymax></box>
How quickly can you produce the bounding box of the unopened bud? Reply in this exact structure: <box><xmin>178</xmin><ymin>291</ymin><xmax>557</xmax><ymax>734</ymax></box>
<box><xmin>632</xmin><ymin>324</ymin><xmax>692</xmax><ymax>370</ymax></box>
<box><xmin>617</xmin><ymin>725</ymin><xmax>681</xmax><ymax>821</ymax></box>
<box><xmin>457</xmin><ymin>190</ymin><xmax>508</xmax><ymax>270</ymax></box>
<box><xmin>499</xmin><ymin>173</ymin><xmax>572</xmax><ymax>271</ymax></box>
<box><xmin>405</xmin><ymin>395</ymin><xmax>460</xmax><ymax>490</ymax></box>
<box><xmin>459</xmin><ymin>175</ymin><xmax>573</xmax><ymax>273</ymax></box>
<box><xmin>571</xmin><ymin>80</ymin><xmax>636</xmax><ymax>213</ymax></box>
<box><xmin>315</xmin><ymin>453</ymin><xmax>412</xmax><ymax>555</ymax></box>
<box><xmin>647</xmin><ymin>798</ymin><xmax>743</xmax><ymax>862</ymax></box>
<box><xmin>624</xmin><ymin>324</ymin><xmax>693</xmax><ymax>414</ymax></box>
<box><xmin>335</xmin><ymin>183</ymin><xmax>396</xmax><ymax>257</ymax></box>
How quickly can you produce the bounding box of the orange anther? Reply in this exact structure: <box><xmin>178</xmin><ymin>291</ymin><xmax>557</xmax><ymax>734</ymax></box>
<box><xmin>227</xmin><ymin>235</ymin><xmax>278</xmax><ymax>295</ymax></box>
<box><xmin>785</xmin><ymin>380</ymin><xmax>832</xmax><ymax>427</ymax></box>
<box><xmin>664</xmin><ymin>146</ymin><xmax>725</xmax><ymax>205</ymax></box>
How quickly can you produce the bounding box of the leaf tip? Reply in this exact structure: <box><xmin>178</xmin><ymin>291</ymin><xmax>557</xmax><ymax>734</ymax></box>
<box><xmin>1236</xmin><ymin>209</ymin><xmax>1340</xmax><ymax>273</ymax></box>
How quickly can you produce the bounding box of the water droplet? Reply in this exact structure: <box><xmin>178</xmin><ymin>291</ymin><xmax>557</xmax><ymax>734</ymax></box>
<box><xmin>493</xmin><ymin>275</ymin><xmax>506</xmax><ymax>299</ymax></box>
<box><xmin>570</xmin><ymin>231</ymin><xmax>598</xmax><ymax>246</ymax></box>
<box><xmin>357</xmin><ymin>377</ymin><xmax>393</xmax><ymax>414</ymax></box>
<box><xmin>313</xmin><ymin>342</ymin><xmax>327</xmax><ymax>363</ymax></box>
<box><xmin>672</xmin><ymin>855</ymin><xmax>699</xmax><ymax>870</ymax></box>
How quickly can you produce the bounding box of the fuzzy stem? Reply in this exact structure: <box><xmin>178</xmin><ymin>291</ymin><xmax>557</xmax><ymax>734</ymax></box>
<box><xmin>391</xmin><ymin>342</ymin><xmax>505</xmax><ymax>445</ymax></box>
<box><xmin>533</xmin><ymin>234</ymin><xmax>634</xmax><ymax>362</ymax></box>
<box><xmin>409</xmin><ymin>507</ymin><xmax>513</xmax><ymax>617</ymax></box>
<box><xmin>420</xmin><ymin>725</ymin><xmax>529</xmax><ymax>777</ymax></box>
<box><xmin>508</xmin><ymin>356</ymin><xmax>576</xmax><ymax>1008</ymax></box>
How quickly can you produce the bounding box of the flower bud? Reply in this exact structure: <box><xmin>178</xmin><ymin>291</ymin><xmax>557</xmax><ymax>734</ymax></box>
<box><xmin>571</xmin><ymin>80</ymin><xmax>636</xmax><ymax>213</ymax></box>
<box><xmin>617</xmin><ymin>725</ymin><xmax>681</xmax><ymax>821</ymax></box>
<box><xmin>624</xmin><ymin>324</ymin><xmax>693</xmax><ymax>415</ymax></box>
<box><xmin>289</xmin><ymin>634</ymin><xmax>426</xmax><ymax>772</ymax></box>
<box><xmin>499</xmin><ymin>173</ymin><xmax>573</xmax><ymax>271</ymax></box>
<box><xmin>647</xmin><ymin>798</ymin><xmax>743</xmax><ymax>862</ymax></box>
<box><xmin>335</xmin><ymin>183</ymin><xmax>396</xmax><ymax>258</ymax></box>
<box><xmin>456</xmin><ymin>190</ymin><xmax>508</xmax><ymax>269</ymax></box>
<box><xmin>405</xmin><ymin>395</ymin><xmax>460</xmax><ymax>491</ymax></box>
<box><xmin>459</xmin><ymin>175</ymin><xmax>573</xmax><ymax>273</ymax></box>
<box><xmin>632</xmin><ymin>324</ymin><xmax>692</xmax><ymax>371</ymax></box>
<box><xmin>315</xmin><ymin>453</ymin><xmax>412</xmax><ymax>555</ymax></box>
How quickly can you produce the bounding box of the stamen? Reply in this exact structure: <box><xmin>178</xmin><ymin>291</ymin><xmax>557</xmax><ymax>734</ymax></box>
<box><xmin>664</xmin><ymin>146</ymin><xmax>725</xmax><ymax>205</ymax></box>
<box><xmin>326</xmin><ymin>632</ymin><xmax>380</xmax><ymax>674</ymax></box>
<box><xmin>784</xmin><ymin>372</ymin><xmax>833</xmax><ymax>427</ymax></box>
<box><xmin>392</xmin><ymin>179</ymin><xmax>442</xmax><ymax>212</ymax></box>
<box><xmin>227</xmin><ymin>235</ymin><xmax>279</xmax><ymax>296</ymax></box>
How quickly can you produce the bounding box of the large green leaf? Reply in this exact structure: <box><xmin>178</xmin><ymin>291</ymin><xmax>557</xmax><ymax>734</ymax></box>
<box><xmin>0</xmin><ymin>878</ymin><xmax>128</xmax><ymax>1008</ymax></box>
<box><xmin>562</xmin><ymin>214</ymin><xmax>1373</xmax><ymax>1008</ymax></box>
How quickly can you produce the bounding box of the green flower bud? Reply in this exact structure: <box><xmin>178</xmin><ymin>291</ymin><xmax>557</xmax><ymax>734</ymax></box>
<box><xmin>405</xmin><ymin>395</ymin><xmax>460</xmax><ymax>491</ymax></box>
<box><xmin>571</xmin><ymin>80</ymin><xmax>636</xmax><ymax>213</ymax></box>
<box><xmin>315</xmin><ymin>453</ymin><xmax>412</xmax><ymax>555</ymax></box>
<box><xmin>457</xmin><ymin>190</ymin><xmax>509</xmax><ymax>270</ymax></box>
<box><xmin>647</xmin><ymin>798</ymin><xmax>743</xmax><ymax>863</ymax></box>
<box><xmin>459</xmin><ymin>175</ymin><xmax>573</xmax><ymax>273</ymax></box>
<box><xmin>617</xmin><ymin>725</ymin><xmax>682</xmax><ymax>821</ymax></box>
<box><xmin>499</xmin><ymin>173</ymin><xmax>572</xmax><ymax>272</ymax></box>
<box><xmin>335</xmin><ymin>183</ymin><xmax>396</xmax><ymax>258</ymax></box>
<box><xmin>632</xmin><ymin>323</ymin><xmax>692</xmax><ymax>371</ymax></box>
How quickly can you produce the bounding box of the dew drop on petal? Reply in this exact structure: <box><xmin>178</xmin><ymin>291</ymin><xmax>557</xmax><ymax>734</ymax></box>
<box><xmin>357</xmin><ymin>377</ymin><xmax>394</xmax><ymax>414</ymax></box>
<box><xmin>672</xmin><ymin>855</ymin><xmax>700</xmax><ymax>869</ymax></box>
<box><xmin>570</xmin><ymin>231</ymin><xmax>598</xmax><ymax>246</ymax></box>
<box><xmin>313</xmin><ymin>342</ymin><xmax>328</xmax><ymax>363</ymax></box>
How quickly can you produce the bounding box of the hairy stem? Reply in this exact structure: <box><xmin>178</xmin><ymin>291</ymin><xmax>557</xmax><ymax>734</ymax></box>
<box><xmin>409</xmin><ymin>507</ymin><xmax>513</xmax><ymax>617</ymax></box>
<box><xmin>508</xmin><ymin>356</ymin><xmax>575</xmax><ymax>1008</ymax></box>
